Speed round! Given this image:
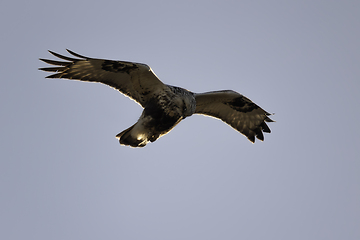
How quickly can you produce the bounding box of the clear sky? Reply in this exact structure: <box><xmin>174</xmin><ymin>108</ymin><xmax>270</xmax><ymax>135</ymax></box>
<box><xmin>1</xmin><ymin>0</ymin><xmax>359</xmax><ymax>239</ymax></box>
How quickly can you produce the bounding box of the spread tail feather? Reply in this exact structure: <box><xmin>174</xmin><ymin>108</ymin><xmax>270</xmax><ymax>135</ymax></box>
<box><xmin>116</xmin><ymin>124</ymin><xmax>148</xmax><ymax>148</ymax></box>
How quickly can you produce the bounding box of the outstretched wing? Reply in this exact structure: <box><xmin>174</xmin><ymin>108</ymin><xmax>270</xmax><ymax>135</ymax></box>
<box><xmin>39</xmin><ymin>49</ymin><xmax>167</xmax><ymax>107</ymax></box>
<box><xmin>194</xmin><ymin>90</ymin><xmax>273</xmax><ymax>143</ymax></box>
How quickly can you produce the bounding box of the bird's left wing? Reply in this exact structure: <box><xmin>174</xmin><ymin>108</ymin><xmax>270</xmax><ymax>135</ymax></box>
<box><xmin>194</xmin><ymin>90</ymin><xmax>274</xmax><ymax>143</ymax></box>
<box><xmin>39</xmin><ymin>49</ymin><xmax>167</xmax><ymax>107</ymax></box>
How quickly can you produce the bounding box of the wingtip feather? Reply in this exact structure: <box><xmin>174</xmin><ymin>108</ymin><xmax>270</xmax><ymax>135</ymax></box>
<box><xmin>66</xmin><ymin>49</ymin><xmax>88</xmax><ymax>59</ymax></box>
<box><xmin>247</xmin><ymin>133</ymin><xmax>255</xmax><ymax>143</ymax></box>
<box><xmin>45</xmin><ymin>73</ymin><xmax>64</xmax><ymax>78</ymax></box>
<box><xmin>39</xmin><ymin>58</ymin><xmax>69</xmax><ymax>66</ymax></box>
<box><xmin>39</xmin><ymin>66</ymin><xmax>66</xmax><ymax>72</ymax></box>
<box><xmin>48</xmin><ymin>50</ymin><xmax>78</xmax><ymax>62</ymax></box>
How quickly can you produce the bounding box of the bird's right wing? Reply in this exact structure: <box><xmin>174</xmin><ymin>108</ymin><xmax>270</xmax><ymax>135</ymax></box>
<box><xmin>39</xmin><ymin>49</ymin><xmax>167</xmax><ymax>107</ymax></box>
<box><xmin>195</xmin><ymin>90</ymin><xmax>274</xmax><ymax>143</ymax></box>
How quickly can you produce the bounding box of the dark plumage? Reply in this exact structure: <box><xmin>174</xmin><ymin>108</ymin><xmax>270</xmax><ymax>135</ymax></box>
<box><xmin>39</xmin><ymin>50</ymin><xmax>274</xmax><ymax>147</ymax></box>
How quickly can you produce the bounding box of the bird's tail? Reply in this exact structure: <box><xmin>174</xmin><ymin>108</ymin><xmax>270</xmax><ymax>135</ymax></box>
<box><xmin>116</xmin><ymin>124</ymin><xmax>148</xmax><ymax>148</ymax></box>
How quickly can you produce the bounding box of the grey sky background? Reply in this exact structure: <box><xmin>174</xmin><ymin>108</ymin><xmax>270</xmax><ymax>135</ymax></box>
<box><xmin>1</xmin><ymin>0</ymin><xmax>359</xmax><ymax>239</ymax></box>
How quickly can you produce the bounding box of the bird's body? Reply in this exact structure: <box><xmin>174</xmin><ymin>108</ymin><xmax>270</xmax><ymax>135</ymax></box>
<box><xmin>117</xmin><ymin>85</ymin><xmax>196</xmax><ymax>147</ymax></box>
<box><xmin>39</xmin><ymin>50</ymin><xmax>273</xmax><ymax>147</ymax></box>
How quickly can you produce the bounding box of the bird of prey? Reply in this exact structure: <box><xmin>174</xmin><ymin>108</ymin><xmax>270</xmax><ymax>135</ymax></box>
<box><xmin>39</xmin><ymin>50</ymin><xmax>274</xmax><ymax>147</ymax></box>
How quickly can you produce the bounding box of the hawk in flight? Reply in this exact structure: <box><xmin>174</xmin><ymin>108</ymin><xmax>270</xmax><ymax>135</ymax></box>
<box><xmin>39</xmin><ymin>50</ymin><xmax>274</xmax><ymax>147</ymax></box>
